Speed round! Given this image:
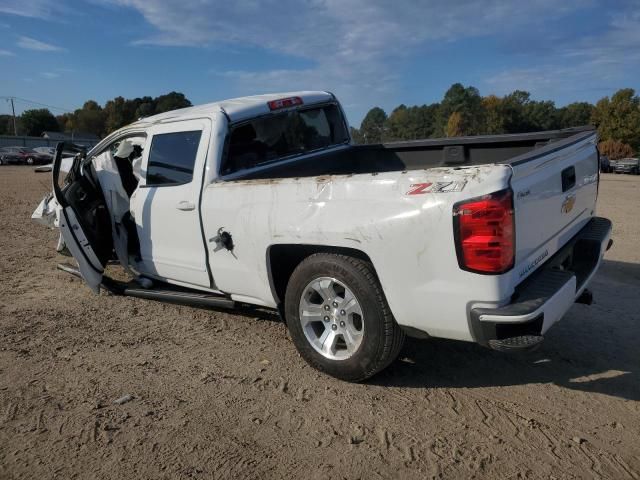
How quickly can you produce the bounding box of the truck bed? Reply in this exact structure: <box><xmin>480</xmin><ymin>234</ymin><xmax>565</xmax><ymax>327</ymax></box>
<box><xmin>230</xmin><ymin>126</ymin><xmax>595</xmax><ymax>180</ymax></box>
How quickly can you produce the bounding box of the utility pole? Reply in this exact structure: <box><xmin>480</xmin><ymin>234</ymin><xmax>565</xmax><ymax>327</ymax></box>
<box><xmin>10</xmin><ymin>97</ymin><xmax>17</xmax><ymax>136</ymax></box>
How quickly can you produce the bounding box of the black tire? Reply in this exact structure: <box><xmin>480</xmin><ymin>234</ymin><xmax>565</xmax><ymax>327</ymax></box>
<box><xmin>26</xmin><ymin>157</ymin><xmax>34</xmax><ymax>165</ymax></box>
<box><xmin>284</xmin><ymin>253</ymin><xmax>405</xmax><ymax>382</ymax></box>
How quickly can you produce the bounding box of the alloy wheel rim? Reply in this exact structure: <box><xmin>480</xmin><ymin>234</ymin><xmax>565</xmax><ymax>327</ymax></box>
<box><xmin>299</xmin><ymin>276</ymin><xmax>364</xmax><ymax>361</ymax></box>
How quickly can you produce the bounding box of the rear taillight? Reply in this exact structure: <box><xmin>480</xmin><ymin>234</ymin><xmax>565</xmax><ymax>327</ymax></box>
<box><xmin>453</xmin><ymin>189</ymin><xmax>514</xmax><ymax>274</ymax></box>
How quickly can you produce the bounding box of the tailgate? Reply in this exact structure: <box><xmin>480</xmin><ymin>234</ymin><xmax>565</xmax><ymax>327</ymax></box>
<box><xmin>509</xmin><ymin>130</ymin><xmax>599</xmax><ymax>281</ymax></box>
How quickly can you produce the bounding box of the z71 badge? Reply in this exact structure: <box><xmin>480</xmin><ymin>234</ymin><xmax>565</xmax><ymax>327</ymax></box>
<box><xmin>406</xmin><ymin>181</ymin><xmax>467</xmax><ymax>195</ymax></box>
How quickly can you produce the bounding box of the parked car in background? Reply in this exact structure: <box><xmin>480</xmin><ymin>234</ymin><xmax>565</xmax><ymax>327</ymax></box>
<box><xmin>33</xmin><ymin>147</ymin><xmax>56</xmax><ymax>160</ymax></box>
<box><xmin>599</xmin><ymin>155</ymin><xmax>611</xmax><ymax>173</ymax></box>
<box><xmin>613</xmin><ymin>157</ymin><xmax>640</xmax><ymax>175</ymax></box>
<box><xmin>0</xmin><ymin>147</ymin><xmax>51</xmax><ymax>165</ymax></box>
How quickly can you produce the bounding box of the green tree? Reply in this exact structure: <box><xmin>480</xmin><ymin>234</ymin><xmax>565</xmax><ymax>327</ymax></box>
<box><xmin>56</xmin><ymin>113</ymin><xmax>72</xmax><ymax>133</ymax></box>
<box><xmin>103</xmin><ymin>96</ymin><xmax>137</xmax><ymax>134</ymax></box>
<box><xmin>0</xmin><ymin>114</ymin><xmax>15</xmax><ymax>135</ymax></box>
<box><xmin>500</xmin><ymin>90</ymin><xmax>533</xmax><ymax>133</ymax></box>
<box><xmin>384</xmin><ymin>104</ymin><xmax>438</xmax><ymax>141</ymax></box>
<box><xmin>557</xmin><ymin>102</ymin><xmax>594</xmax><ymax>128</ymax></box>
<box><xmin>20</xmin><ymin>109</ymin><xmax>59</xmax><ymax>136</ymax></box>
<box><xmin>591</xmin><ymin>89</ymin><xmax>640</xmax><ymax>149</ymax></box>
<box><xmin>134</xmin><ymin>97</ymin><xmax>155</xmax><ymax>119</ymax></box>
<box><xmin>524</xmin><ymin>100</ymin><xmax>559</xmax><ymax>131</ymax></box>
<box><xmin>359</xmin><ymin>107</ymin><xmax>387</xmax><ymax>144</ymax></box>
<box><xmin>384</xmin><ymin>104</ymin><xmax>410</xmax><ymax>141</ymax></box>
<box><xmin>436</xmin><ymin>83</ymin><xmax>484</xmax><ymax>136</ymax></box>
<box><xmin>101</xmin><ymin>92</ymin><xmax>192</xmax><ymax>135</ymax></box>
<box><xmin>481</xmin><ymin>95</ymin><xmax>506</xmax><ymax>134</ymax></box>
<box><xmin>155</xmin><ymin>91</ymin><xmax>191</xmax><ymax>114</ymax></box>
<box><xmin>72</xmin><ymin>100</ymin><xmax>106</xmax><ymax>137</ymax></box>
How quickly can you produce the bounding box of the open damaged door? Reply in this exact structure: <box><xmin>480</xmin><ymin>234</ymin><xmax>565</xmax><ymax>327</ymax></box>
<box><xmin>52</xmin><ymin>142</ymin><xmax>114</xmax><ymax>292</ymax></box>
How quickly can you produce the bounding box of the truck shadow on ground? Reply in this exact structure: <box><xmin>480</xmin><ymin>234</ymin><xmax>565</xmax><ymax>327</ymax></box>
<box><xmin>372</xmin><ymin>259</ymin><xmax>640</xmax><ymax>402</ymax></box>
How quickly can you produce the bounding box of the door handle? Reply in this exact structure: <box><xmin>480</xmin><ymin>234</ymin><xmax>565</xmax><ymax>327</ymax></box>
<box><xmin>176</xmin><ymin>201</ymin><xmax>195</xmax><ymax>211</ymax></box>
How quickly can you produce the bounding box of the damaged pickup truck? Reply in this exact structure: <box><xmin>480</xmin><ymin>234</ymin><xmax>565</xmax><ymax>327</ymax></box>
<box><xmin>34</xmin><ymin>91</ymin><xmax>612</xmax><ymax>381</ymax></box>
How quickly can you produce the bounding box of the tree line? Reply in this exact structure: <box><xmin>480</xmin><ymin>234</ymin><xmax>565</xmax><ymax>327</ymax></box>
<box><xmin>3</xmin><ymin>84</ymin><xmax>639</xmax><ymax>159</ymax></box>
<box><xmin>0</xmin><ymin>91</ymin><xmax>191</xmax><ymax>139</ymax></box>
<box><xmin>351</xmin><ymin>84</ymin><xmax>640</xmax><ymax>159</ymax></box>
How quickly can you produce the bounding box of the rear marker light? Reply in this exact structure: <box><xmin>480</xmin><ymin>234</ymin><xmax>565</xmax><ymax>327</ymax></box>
<box><xmin>453</xmin><ymin>189</ymin><xmax>514</xmax><ymax>274</ymax></box>
<box><xmin>268</xmin><ymin>96</ymin><xmax>303</xmax><ymax>111</ymax></box>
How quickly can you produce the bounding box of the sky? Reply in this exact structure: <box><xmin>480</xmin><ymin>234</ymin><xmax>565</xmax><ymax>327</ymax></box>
<box><xmin>0</xmin><ymin>0</ymin><xmax>639</xmax><ymax>126</ymax></box>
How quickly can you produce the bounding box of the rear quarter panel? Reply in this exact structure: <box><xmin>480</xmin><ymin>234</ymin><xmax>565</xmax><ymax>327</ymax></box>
<box><xmin>201</xmin><ymin>165</ymin><xmax>512</xmax><ymax>341</ymax></box>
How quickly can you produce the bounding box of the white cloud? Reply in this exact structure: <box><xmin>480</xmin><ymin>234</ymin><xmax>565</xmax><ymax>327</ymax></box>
<box><xmin>41</xmin><ymin>72</ymin><xmax>61</xmax><ymax>79</ymax></box>
<box><xmin>104</xmin><ymin>0</ymin><xmax>589</xmax><ymax>117</ymax></box>
<box><xmin>0</xmin><ymin>49</ymin><xmax>15</xmax><ymax>56</ymax></box>
<box><xmin>484</xmin><ymin>7</ymin><xmax>640</xmax><ymax>101</ymax></box>
<box><xmin>0</xmin><ymin>0</ymin><xmax>67</xmax><ymax>19</ymax></box>
<box><xmin>17</xmin><ymin>36</ymin><xmax>65</xmax><ymax>52</ymax></box>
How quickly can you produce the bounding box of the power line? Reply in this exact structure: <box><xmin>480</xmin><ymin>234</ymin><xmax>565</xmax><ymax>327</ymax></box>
<box><xmin>0</xmin><ymin>96</ymin><xmax>74</xmax><ymax>113</ymax></box>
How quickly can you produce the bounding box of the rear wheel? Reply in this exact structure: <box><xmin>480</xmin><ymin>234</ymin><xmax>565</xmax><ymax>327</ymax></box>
<box><xmin>284</xmin><ymin>253</ymin><xmax>404</xmax><ymax>382</ymax></box>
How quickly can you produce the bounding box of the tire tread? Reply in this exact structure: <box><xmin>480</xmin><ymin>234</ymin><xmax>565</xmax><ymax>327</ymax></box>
<box><xmin>285</xmin><ymin>253</ymin><xmax>405</xmax><ymax>382</ymax></box>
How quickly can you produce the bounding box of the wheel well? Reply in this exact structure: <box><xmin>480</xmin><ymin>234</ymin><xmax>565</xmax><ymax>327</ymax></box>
<box><xmin>266</xmin><ymin>244</ymin><xmax>373</xmax><ymax>306</ymax></box>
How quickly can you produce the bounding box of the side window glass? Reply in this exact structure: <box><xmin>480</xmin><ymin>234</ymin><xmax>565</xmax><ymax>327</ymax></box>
<box><xmin>146</xmin><ymin>130</ymin><xmax>202</xmax><ymax>186</ymax></box>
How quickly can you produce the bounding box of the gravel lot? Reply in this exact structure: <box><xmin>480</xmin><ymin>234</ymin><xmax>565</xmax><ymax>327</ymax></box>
<box><xmin>1</xmin><ymin>167</ymin><xmax>639</xmax><ymax>479</ymax></box>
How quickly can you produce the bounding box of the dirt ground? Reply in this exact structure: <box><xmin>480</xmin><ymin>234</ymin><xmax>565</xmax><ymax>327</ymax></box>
<box><xmin>0</xmin><ymin>166</ymin><xmax>638</xmax><ymax>479</ymax></box>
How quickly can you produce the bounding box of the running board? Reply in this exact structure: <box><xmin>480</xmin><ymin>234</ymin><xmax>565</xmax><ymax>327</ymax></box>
<box><xmin>116</xmin><ymin>286</ymin><xmax>235</xmax><ymax>309</ymax></box>
<box><xmin>57</xmin><ymin>263</ymin><xmax>235</xmax><ymax>310</ymax></box>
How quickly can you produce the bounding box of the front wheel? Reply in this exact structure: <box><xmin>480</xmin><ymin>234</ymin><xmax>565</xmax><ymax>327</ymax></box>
<box><xmin>284</xmin><ymin>253</ymin><xmax>405</xmax><ymax>382</ymax></box>
<box><xmin>26</xmin><ymin>157</ymin><xmax>34</xmax><ymax>165</ymax></box>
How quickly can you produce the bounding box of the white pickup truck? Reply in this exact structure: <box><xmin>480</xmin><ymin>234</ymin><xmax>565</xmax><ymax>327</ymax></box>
<box><xmin>34</xmin><ymin>91</ymin><xmax>612</xmax><ymax>381</ymax></box>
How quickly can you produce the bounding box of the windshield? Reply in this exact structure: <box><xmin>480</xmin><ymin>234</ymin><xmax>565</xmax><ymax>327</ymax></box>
<box><xmin>222</xmin><ymin>103</ymin><xmax>349</xmax><ymax>175</ymax></box>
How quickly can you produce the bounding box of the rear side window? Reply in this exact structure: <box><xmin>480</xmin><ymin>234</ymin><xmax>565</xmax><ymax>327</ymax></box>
<box><xmin>222</xmin><ymin>103</ymin><xmax>349</xmax><ymax>175</ymax></box>
<box><xmin>146</xmin><ymin>130</ymin><xmax>202</xmax><ymax>186</ymax></box>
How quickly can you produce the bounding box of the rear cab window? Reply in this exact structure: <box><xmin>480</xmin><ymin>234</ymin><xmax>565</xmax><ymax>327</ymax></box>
<box><xmin>221</xmin><ymin>103</ymin><xmax>349</xmax><ymax>176</ymax></box>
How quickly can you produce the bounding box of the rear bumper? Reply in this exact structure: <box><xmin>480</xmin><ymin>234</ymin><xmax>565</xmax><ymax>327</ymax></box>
<box><xmin>469</xmin><ymin>217</ymin><xmax>612</xmax><ymax>350</ymax></box>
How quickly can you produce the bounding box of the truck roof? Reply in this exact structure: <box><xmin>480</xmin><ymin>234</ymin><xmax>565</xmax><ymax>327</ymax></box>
<box><xmin>138</xmin><ymin>91</ymin><xmax>335</xmax><ymax>125</ymax></box>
